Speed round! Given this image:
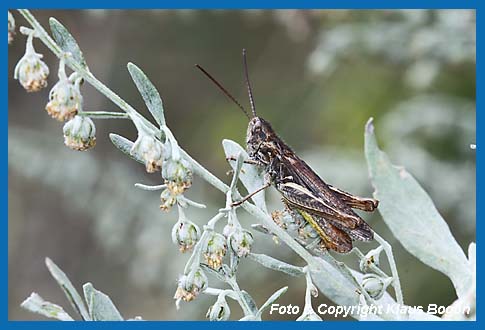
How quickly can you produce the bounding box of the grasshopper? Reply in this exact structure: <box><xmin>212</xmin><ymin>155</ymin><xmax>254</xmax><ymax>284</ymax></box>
<box><xmin>196</xmin><ymin>50</ymin><xmax>378</xmax><ymax>253</ymax></box>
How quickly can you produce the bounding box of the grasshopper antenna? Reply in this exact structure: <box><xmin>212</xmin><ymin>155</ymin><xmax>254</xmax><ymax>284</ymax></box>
<box><xmin>195</xmin><ymin>64</ymin><xmax>251</xmax><ymax>119</ymax></box>
<box><xmin>242</xmin><ymin>49</ymin><xmax>257</xmax><ymax>117</ymax></box>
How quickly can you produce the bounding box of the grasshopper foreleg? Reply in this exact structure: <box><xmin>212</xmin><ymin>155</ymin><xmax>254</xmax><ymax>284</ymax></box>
<box><xmin>231</xmin><ymin>181</ymin><xmax>271</xmax><ymax>207</ymax></box>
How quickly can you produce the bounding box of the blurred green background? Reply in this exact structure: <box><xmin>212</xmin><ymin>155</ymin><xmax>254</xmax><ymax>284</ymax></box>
<box><xmin>8</xmin><ymin>10</ymin><xmax>475</xmax><ymax>320</ymax></box>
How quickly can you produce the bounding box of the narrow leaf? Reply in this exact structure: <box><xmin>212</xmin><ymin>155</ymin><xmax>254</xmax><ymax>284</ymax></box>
<box><xmin>83</xmin><ymin>283</ymin><xmax>123</xmax><ymax>321</ymax></box>
<box><xmin>109</xmin><ymin>133</ymin><xmax>144</xmax><ymax>165</ymax></box>
<box><xmin>45</xmin><ymin>258</ymin><xmax>91</xmax><ymax>320</ymax></box>
<box><xmin>248</xmin><ymin>253</ymin><xmax>304</xmax><ymax>277</ymax></box>
<box><xmin>49</xmin><ymin>18</ymin><xmax>87</xmax><ymax>68</ymax></box>
<box><xmin>257</xmin><ymin>287</ymin><xmax>288</xmax><ymax>316</ymax></box>
<box><xmin>127</xmin><ymin>62</ymin><xmax>165</xmax><ymax>126</ymax></box>
<box><xmin>364</xmin><ymin>118</ymin><xmax>472</xmax><ymax>298</ymax></box>
<box><xmin>222</xmin><ymin>140</ymin><xmax>267</xmax><ymax>211</ymax></box>
<box><xmin>250</xmin><ymin>224</ymin><xmax>272</xmax><ymax>235</ymax></box>
<box><xmin>21</xmin><ymin>293</ymin><xmax>74</xmax><ymax>321</ymax></box>
<box><xmin>240</xmin><ymin>290</ymin><xmax>259</xmax><ymax>316</ymax></box>
<box><xmin>200</xmin><ymin>264</ymin><xmax>226</xmax><ymax>282</ymax></box>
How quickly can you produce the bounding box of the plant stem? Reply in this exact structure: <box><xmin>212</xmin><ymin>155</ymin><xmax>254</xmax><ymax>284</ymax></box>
<box><xmin>226</xmin><ymin>276</ymin><xmax>253</xmax><ymax>317</ymax></box>
<box><xmin>375</xmin><ymin>233</ymin><xmax>404</xmax><ymax>307</ymax></box>
<box><xmin>79</xmin><ymin>111</ymin><xmax>130</xmax><ymax>119</ymax></box>
<box><xmin>353</xmin><ymin>247</ymin><xmax>390</xmax><ymax>278</ymax></box>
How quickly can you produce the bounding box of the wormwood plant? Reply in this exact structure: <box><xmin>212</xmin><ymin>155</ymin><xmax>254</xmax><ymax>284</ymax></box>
<box><xmin>10</xmin><ymin>10</ymin><xmax>475</xmax><ymax>321</ymax></box>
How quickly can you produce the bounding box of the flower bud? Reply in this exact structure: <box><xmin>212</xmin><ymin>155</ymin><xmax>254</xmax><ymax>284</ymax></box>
<box><xmin>162</xmin><ymin>158</ymin><xmax>193</xmax><ymax>193</ymax></box>
<box><xmin>174</xmin><ymin>268</ymin><xmax>208</xmax><ymax>303</ymax></box>
<box><xmin>8</xmin><ymin>11</ymin><xmax>15</xmax><ymax>44</ymax></box>
<box><xmin>160</xmin><ymin>188</ymin><xmax>177</xmax><ymax>211</ymax></box>
<box><xmin>131</xmin><ymin>135</ymin><xmax>164</xmax><ymax>173</ymax></box>
<box><xmin>171</xmin><ymin>219</ymin><xmax>200</xmax><ymax>253</ymax></box>
<box><xmin>14</xmin><ymin>34</ymin><xmax>49</xmax><ymax>92</ymax></box>
<box><xmin>206</xmin><ymin>295</ymin><xmax>231</xmax><ymax>321</ymax></box>
<box><xmin>46</xmin><ymin>72</ymin><xmax>82</xmax><ymax>121</ymax></box>
<box><xmin>362</xmin><ymin>274</ymin><xmax>392</xmax><ymax>300</ymax></box>
<box><xmin>63</xmin><ymin>115</ymin><xmax>96</xmax><ymax>151</ymax></box>
<box><xmin>359</xmin><ymin>246</ymin><xmax>384</xmax><ymax>273</ymax></box>
<box><xmin>229</xmin><ymin>228</ymin><xmax>253</xmax><ymax>258</ymax></box>
<box><xmin>204</xmin><ymin>232</ymin><xmax>227</xmax><ymax>270</ymax></box>
<box><xmin>222</xmin><ymin>223</ymin><xmax>236</xmax><ymax>238</ymax></box>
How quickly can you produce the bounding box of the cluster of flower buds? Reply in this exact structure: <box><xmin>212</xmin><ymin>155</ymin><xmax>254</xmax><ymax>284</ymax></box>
<box><xmin>173</xmin><ymin>268</ymin><xmax>208</xmax><ymax>303</ymax></box>
<box><xmin>14</xmin><ymin>33</ymin><xmax>49</xmax><ymax>92</ymax></box>
<box><xmin>63</xmin><ymin>115</ymin><xmax>96</xmax><ymax>151</ymax></box>
<box><xmin>362</xmin><ymin>274</ymin><xmax>393</xmax><ymax>300</ymax></box>
<box><xmin>204</xmin><ymin>232</ymin><xmax>227</xmax><ymax>270</ymax></box>
<box><xmin>46</xmin><ymin>62</ymin><xmax>83</xmax><ymax>121</ymax></box>
<box><xmin>171</xmin><ymin>218</ymin><xmax>200</xmax><ymax>253</ymax></box>
<box><xmin>130</xmin><ymin>129</ymin><xmax>193</xmax><ymax>211</ymax></box>
<box><xmin>206</xmin><ymin>294</ymin><xmax>231</xmax><ymax>321</ymax></box>
<box><xmin>159</xmin><ymin>159</ymin><xmax>193</xmax><ymax>211</ymax></box>
<box><xmin>8</xmin><ymin>11</ymin><xmax>15</xmax><ymax>44</ymax></box>
<box><xmin>162</xmin><ymin>158</ymin><xmax>193</xmax><ymax>193</ymax></box>
<box><xmin>228</xmin><ymin>228</ymin><xmax>254</xmax><ymax>258</ymax></box>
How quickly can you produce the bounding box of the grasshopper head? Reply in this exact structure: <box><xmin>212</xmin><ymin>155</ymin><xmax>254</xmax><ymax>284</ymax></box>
<box><xmin>246</xmin><ymin>117</ymin><xmax>277</xmax><ymax>161</ymax></box>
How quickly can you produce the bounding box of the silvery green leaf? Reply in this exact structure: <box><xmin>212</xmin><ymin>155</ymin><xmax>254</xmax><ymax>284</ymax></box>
<box><xmin>250</xmin><ymin>224</ymin><xmax>272</xmax><ymax>235</ymax></box>
<box><xmin>364</xmin><ymin>119</ymin><xmax>472</xmax><ymax>298</ymax></box>
<box><xmin>229</xmin><ymin>248</ymin><xmax>240</xmax><ymax>274</ymax></box>
<box><xmin>127</xmin><ymin>62</ymin><xmax>165</xmax><ymax>126</ymax></box>
<box><xmin>229</xmin><ymin>152</ymin><xmax>245</xmax><ymax>193</ymax></box>
<box><xmin>45</xmin><ymin>258</ymin><xmax>91</xmax><ymax>320</ymax></box>
<box><xmin>240</xmin><ymin>290</ymin><xmax>259</xmax><ymax>316</ymax></box>
<box><xmin>21</xmin><ymin>293</ymin><xmax>74</xmax><ymax>321</ymax></box>
<box><xmin>248</xmin><ymin>253</ymin><xmax>304</xmax><ymax>277</ymax></box>
<box><xmin>83</xmin><ymin>283</ymin><xmax>123</xmax><ymax>321</ymax></box>
<box><xmin>468</xmin><ymin>242</ymin><xmax>476</xmax><ymax>268</ymax></box>
<box><xmin>109</xmin><ymin>133</ymin><xmax>144</xmax><ymax>165</ymax></box>
<box><xmin>257</xmin><ymin>287</ymin><xmax>288</xmax><ymax>317</ymax></box>
<box><xmin>222</xmin><ymin>140</ymin><xmax>267</xmax><ymax>211</ymax></box>
<box><xmin>49</xmin><ymin>18</ymin><xmax>87</xmax><ymax>68</ymax></box>
<box><xmin>442</xmin><ymin>242</ymin><xmax>476</xmax><ymax>321</ymax></box>
<box><xmin>200</xmin><ymin>264</ymin><xmax>226</xmax><ymax>282</ymax></box>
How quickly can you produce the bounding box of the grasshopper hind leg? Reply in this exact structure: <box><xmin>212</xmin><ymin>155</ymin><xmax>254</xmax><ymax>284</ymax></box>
<box><xmin>297</xmin><ymin>209</ymin><xmax>353</xmax><ymax>254</ymax></box>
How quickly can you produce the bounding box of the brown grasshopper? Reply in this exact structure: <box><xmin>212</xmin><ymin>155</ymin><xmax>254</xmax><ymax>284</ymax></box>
<box><xmin>196</xmin><ymin>50</ymin><xmax>378</xmax><ymax>253</ymax></box>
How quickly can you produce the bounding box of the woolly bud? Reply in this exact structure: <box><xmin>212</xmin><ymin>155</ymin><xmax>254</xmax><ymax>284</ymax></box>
<box><xmin>14</xmin><ymin>34</ymin><xmax>49</xmax><ymax>92</ymax></box>
<box><xmin>63</xmin><ymin>115</ymin><xmax>96</xmax><ymax>151</ymax></box>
